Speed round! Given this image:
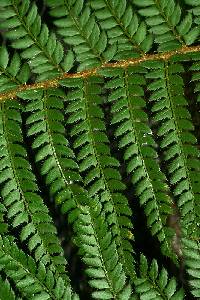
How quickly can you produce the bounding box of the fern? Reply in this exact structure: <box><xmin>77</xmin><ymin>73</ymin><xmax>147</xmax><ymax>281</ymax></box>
<box><xmin>0</xmin><ymin>0</ymin><xmax>200</xmax><ymax>299</ymax></box>
<box><xmin>133</xmin><ymin>0</ymin><xmax>199</xmax><ymax>51</ymax></box>
<box><xmin>59</xmin><ymin>76</ymin><xmax>135</xmax><ymax>280</ymax></box>
<box><xmin>0</xmin><ymin>0</ymin><xmax>71</xmax><ymax>81</ymax></box>
<box><xmin>181</xmin><ymin>236</ymin><xmax>200</xmax><ymax>298</ymax></box>
<box><xmin>190</xmin><ymin>51</ymin><xmax>200</xmax><ymax>102</ymax></box>
<box><xmin>101</xmin><ymin>65</ymin><xmax>176</xmax><ymax>262</ymax></box>
<box><xmin>74</xmin><ymin>199</ymin><xmax>132</xmax><ymax>299</ymax></box>
<box><xmin>0</xmin><ymin>275</ymin><xmax>19</xmax><ymax>300</ymax></box>
<box><xmin>184</xmin><ymin>0</ymin><xmax>200</xmax><ymax>26</ymax></box>
<box><xmin>143</xmin><ymin>59</ymin><xmax>200</xmax><ymax>238</ymax></box>
<box><xmin>90</xmin><ymin>0</ymin><xmax>153</xmax><ymax>59</ymax></box>
<box><xmin>0</xmin><ymin>99</ymin><xmax>71</xmax><ymax>284</ymax></box>
<box><xmin>19</xmin><ymin>88</ymin><xmax>82</xmax><ymax>224</ymax></box>
<box><xmin>134</xmin><ymin>254</ymin><xmax>184</xmax><ymax>300</ymax></box>
<box><xmin>46</xmin><ymin>0</ymin><xmax>116</xmax><ymax>71</ymax></box>
<box><xmin>0</xmin><ymin>47</ymin><xmax>29</xmax><ymax>93</ymax></box>
<box><xmin>0</xmin><ymin>236</ymin><xmax>78</xmax><ymax>299</ymax></box>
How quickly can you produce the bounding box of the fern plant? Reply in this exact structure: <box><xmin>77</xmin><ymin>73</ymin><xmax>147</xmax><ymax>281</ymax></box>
<box><xmin>0</xmin><ymin>0</ymin><xmax>200</xmax><ymax>299</ymax></box>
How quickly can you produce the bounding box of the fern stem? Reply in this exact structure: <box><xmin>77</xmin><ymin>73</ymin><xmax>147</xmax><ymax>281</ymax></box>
<box><xmin>2</xmin><ymin>44</ymin><xmax>200</xmax><ymax>102</ymax></box>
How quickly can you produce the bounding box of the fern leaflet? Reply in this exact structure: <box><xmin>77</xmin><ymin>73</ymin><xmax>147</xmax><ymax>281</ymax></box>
<box><xmin>90</xmin><ymin>0</ymin><xmax>153</xmax><ymax>59</ymax></box>
<box><xmin>60</xmin><ymin>76</ymin><xmax>136</xmax><ymax>280</ymax></box>
<box><xmin>0</xmin><ymin>99</ymin><xmax>70</xmax><ymax>285</ymax></box>
<box><xmin>144</xmin><ymin>59</ymin><xmax>200</xmax><ymax>239</ymax></box>
<box><xmin>100</xmin><ymin>65</ymin><xmax>176</xmax><ymax>262</ymax></box>
<box><xmin>0</xmin><ymin>0</ymin><xmax>72</xmax><ymax>81</ymax></box>
<box><xmin>133</xmin><ymin>0</ymin><xmax>199</xmax><ymax>51</ymax></box>
<box><xmin>74</xmin><ymin>199</ymin><xmax>133</xmax><ymax>299</ymax></box>
<box><xmin>134</xmin><ymin>254</ymin><xmax>184</xmax><ymax>300</ymax></box>
<box><xmin>0</xmin><ymin>236</ymin><xmax>78</xmax><ymax>300</ymax></box>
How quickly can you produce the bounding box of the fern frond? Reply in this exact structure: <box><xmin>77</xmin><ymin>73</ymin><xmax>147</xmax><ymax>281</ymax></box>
<box><xmin>134</xmin><ymin>254</ymin><xmax>184</xmax><ymax>299</ymax></box>
<box><xmin>0</xmin><ymin>1</ymin><xmax>200</xmax><ymax>298</ymax></box>
<box><xmin>181</xmin><ymin>236</ymin><xmax>200</xmax><ymax>298</ymax></box>
<box><xmin>133</xmin><ymin>0</ymin><xmax>199</xmax><ymax>51</ymax></box>
<box><xmin>0</xmin><ymin>46</ymin><xmax>30</xmax><ymax>93</ymax></box>
<box><xmin>90</xmin><ymin>0</ymin><xmax>153</xmax><ymax>60</ymax></box>
<box><xmin>74</xmin><ymin>199</ymin><xmax>134</xmax><ymax>299</ymax></box>
<box><xmin>0</xmin><ymin>99</ymin><xmax>70</xmax><ymax>285</ymax></box>
<box><xmin>60</xmin><ymin>76</ymin><xmax>136</xmax><ymax>280</ymax></box>
<box><xmin>190</xmin><ymin>51</ymin><xmax>200</xmax><ymax>102</ymax></box>
<box><xmin>100</xmin><ymin>66</ymin><xmax>176</xmax><ymax>262</ymax></box>
<box><xmin>0</xmin><ymin>275</ymin><xmax>21</xmax><ymax>300</ymax></box>
<box><xmin>46</xmin><ymin>0</ymin><xmax>116</xmax><ymax>71</ymax></box>
<box><xmin>0</xmin><ymin>202</ymin><xmax>8</xmax><ymax>235</ymax></box>
<box><xmin>143</xmin><ymin>59</ymin><xmax>200</xmax><ymax>239</ymax></box>
<box><xmin>17</xmin><ymin>87</ymin><xmax>135</xmax><ymax>296</ymax></box>
<box><xmin>184</xmin><ymin>0</ymin><xmax>200</xmax><ymax>26</ymax></box>
<box><xmin>0</xmin><ymin>0</ymin><xmax>73</xmax><ymax>81</ymax></box>
<box><xmin>18</xmin><ymin>88</ymin><xmax>85</xmax><ymax>225</ymax></box>
<box><xmin>0</xmin><ymin>236</ymin><xmax>78</xmax><ymax>300</ymax></box>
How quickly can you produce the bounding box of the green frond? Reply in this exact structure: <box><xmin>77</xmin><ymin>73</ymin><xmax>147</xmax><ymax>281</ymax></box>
<box><xmin>0</xmin><ymin>202</ymin><xmax>8</xmax><ymax>235</ymax></box>
<box><xmin>0</xmin><ymin>1</ymin><xmax>200</xmax><ymax>298</ymax></box>
<box><xmin>133</xmin><ymin>0</ymin><xmax>199</xmax><ymax>51</ymax></box>
<box><xmin>90</xmin><ymin>0</ymin><xmax>153</xmax><ymax>60</ymax></box>
<box><xmin>18</xmin><ymin>88</ymin><xmax>85</xmax><ymax>225</ymax></box>
<box><xmin>0</xmin><ymin>0</ymin><xmax>73</xmax><ymax>81</ymax></box>
<box><xmin>0</xmin><ymin>46</ymin><xmax>30</xmax><ymax>92</ymax></box>
<box><xmin>46</xmin><ymin>0</ymin><xmax>116</xmax><ymax>71</ymax></box>
<box><xmin>134</xmin><ymin>254</ymin><xmax>184</xmax><ymax>299</ymax></box>
<box><xmin>0</xmin><ymin>275</ymin><xmax>20</xmax><ymax>300</ymax></box>
<box><xmin>100</xmin><ymin>66</ymin><xmax>176</xmax><ymax>262</ymax></box>
<box><xmin>60</xmin><ymin>76</ymin><xmax>136</xmax><ymax>280</ymax></box>
<box><xmin>143</xmin><ymin>59</ymin><xmax>200</xmax><ymax>239</ymax></box>
<box><xmin>0</xmin><ymin>99</ymin><xmax>70</xmax><ymax>285</ymax></box>
<box><xmin>17</xmin><ymin>87</ymin><xmax>135</xmax><ymax>296</ymax></box>
<box><xmin>0</xmin><ymin>236</ymin><xmax>78</xmax><ymax>300</ymax></box>
<box><xmin>184</xmin><ymin>0</ymin><xmax>200</xmax><ymax>26</ymax></box>
<box><xmin>190</xmin><ymin>51</ymin><xmax>200</xmax><ymax>102</ymax></box>
<box><xmin>74</xmin><ymin>199</ymin><xmax>134</xmax><ymax>299</ymax></box>
<box><xmin>181</xmin><ymin>237</ymin><xmax>200</xmax><ymax>298</ymax></box>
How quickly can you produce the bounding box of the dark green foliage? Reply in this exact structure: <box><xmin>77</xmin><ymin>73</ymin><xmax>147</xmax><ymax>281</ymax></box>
<box><xmin>46</xmin><ymin>0</ymin><xmax>116</xmax><ymax>71</ymax></box>
<box><xmin>181</xmin><ymin>237</ymin><xmax>200</xmax><ymax>298</ymax></box>
<box><xmin>74</xmin><ymin>199</ymin><xmax>132</xmax><ymax>299</ymax></box>
<box><xmin>190</xmin><ymin>51</ymin><xmax>200</xmax><ymax>101</ymax></box>
<box><xmin>184</xmin><ymin>0</ymin><xmax>200</xmax><ymax>26</ymax></box>
<box><xmin>101</xmin><ymin>66</ymin><xmax>175</xmax><ymax>262</ymax></box>
<box><xmin>0</xmin><ymin>0</ymin><xmax>72</xmax><ymax>81</ymax></box>
<box><xmin>19</xmin><ymin>88</ymin><xmax>82</xmax><ymax>225</ymax></box>
<box><xmin>133</xmin><ymin>0</ymin><xmax>199</xmax><ymax>51</ymax></box>
<box><xmin>0</xmin><ymin>47</ymin><xmax>30</xmax><ymax>93</ymax></box>
<box><xmin>90</xmin><ymin>0</ymin><xmax>153</xmax><ymax>59</ymax></box>
<box><xmin>0</xmin><ymin>236</ymin><xmax>77</xmax><ymax>300</ymax></box>
<box><xmin>143</xmin><ymin>59</ymin><xmax>200</xmax><ymax>239</ymax></box>
<box><xmin>134</xmin><ymin>255</ymin><xmax>184</xmax><ymax>300</ymax></box>
<box><xmin>60</xmin><ymin>76</ymin><xmax>135</xmax><ymax>280</ymax></box>
<box><xmin>0</xmin><ymin>275</ymin><xmax>18</xmax><ymax>300</ymax></box>
<box><xmin>0</xmin><ymin>99</ymin><xmax>70</xmax><ymax>284</ymax></box>
<box><xmin>0</xmin><ymin>0</ymin><xmax>200</xmax><ymax>299</ymax></box>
